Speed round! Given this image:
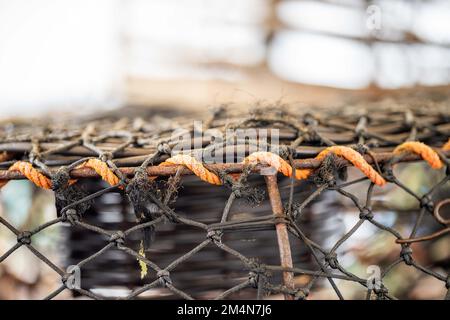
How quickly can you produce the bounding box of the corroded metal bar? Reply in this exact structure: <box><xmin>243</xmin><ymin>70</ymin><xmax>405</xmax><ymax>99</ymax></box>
<box><xmin>264</xmin><ymin>174</ymin><xmax>295</xmax><ymax>300</ymax></box>
<box><xmin>1</xmin><ymin>151</ymin><xmax>448</xmax><ymax>180</ymax></box>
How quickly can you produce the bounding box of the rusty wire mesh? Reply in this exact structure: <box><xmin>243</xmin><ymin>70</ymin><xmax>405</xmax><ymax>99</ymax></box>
<box><xmin>0</xmin><ymin>95</ymin><xmax>449</xmax><ymax>300</ymax></box>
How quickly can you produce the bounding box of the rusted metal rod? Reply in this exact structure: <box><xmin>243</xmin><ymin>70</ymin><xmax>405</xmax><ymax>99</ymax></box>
<box><xmin>0</xmin><ymin>151</ymin><xmax>448</xmax><ymax>181</ymax></box>
<box><xmin>264</xmin><ymin>174</ymin><xmax>295</xmax><ymax>300</ymax></box>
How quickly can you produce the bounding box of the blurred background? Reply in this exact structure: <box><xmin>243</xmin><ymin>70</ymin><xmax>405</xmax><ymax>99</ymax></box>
<box><xmin>0</xmin><ymin>0</ymin><xmax>449</xmax><ymax>300</ymax></box>
<box><xmin>0</xmin><ymin>0</ymin><xmax>449</xmax><ymax>117</ymax></box>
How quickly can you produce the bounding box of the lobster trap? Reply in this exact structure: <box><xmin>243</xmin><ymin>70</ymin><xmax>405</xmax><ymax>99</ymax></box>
<box><xmin>0</xmin><ymin>94</ymin><xmax>449</xmax><ymax>300</ymax></box>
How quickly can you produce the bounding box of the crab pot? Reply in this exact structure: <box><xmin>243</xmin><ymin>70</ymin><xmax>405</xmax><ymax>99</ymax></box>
<box><xmin>0</xmin><ymin>95</ymin><xmax>449</xmax><ymax>300</ymax></box>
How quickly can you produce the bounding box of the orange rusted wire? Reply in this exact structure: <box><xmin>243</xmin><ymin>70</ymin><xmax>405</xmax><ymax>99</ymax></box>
<box><xmin>160</xmin><ymin>154</ymin><xmax>222</xmax><ymax>185</ymax></box>
<box><xmin>304</xmin><ymin>146</ymin><xmax>386</xmax><ymax>186</ymax></box>
<box><xmin>243</xmin><ymin>152</ymin><xmax>309</xmax><ymax>180</ymax></box>
<box><xmin>77</xmin><ymin>158</ymin><xmax>122</xmax><ymax>188</ymax></box>
<box><xmin>393</xmin><ymin>141</ymin><xmax>443</xmax><ymax>170</ymax></box>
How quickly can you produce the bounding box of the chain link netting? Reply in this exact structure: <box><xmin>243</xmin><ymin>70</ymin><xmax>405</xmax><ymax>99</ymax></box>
<box><xmin>0</xmin><ymin>95</ymin><xmax>449</xmax><ymax>300</ymax></box>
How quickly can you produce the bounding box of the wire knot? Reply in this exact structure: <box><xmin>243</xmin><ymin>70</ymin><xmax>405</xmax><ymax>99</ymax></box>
<box><xmin>17</xmin><ymin>231</ymin><xmax>32</xmax><ymax>245</ymax></box>
<box><xmin>62</xmin><ymin>209</ymin><xmax>80</xmax><ymax>226</ymax></box>
<box><xmin>325</xmin><ymin>252</ymin><xmax>339</xmax><ymax>269</ymax></box>
<box><xmin>157</xmin><ymin>270</ymin><xmax>172</xmax><ymax>287</ymax></box>
<box><xmin>352</xmin><ymin>143</ymin><xmax>370</xmax><ymax>155</ymax></box>
<box><xmin>382</xmin><ymin>166</ymin><xmax>395</xmax><ymax>182</ymax></box>
<box><xmin>61</xmin><ymin>273</ymin><xmax>71</xmax><ymax>287</ymax></box>
<box><xmin>207</xmin><ymin>230</ymin><xmax>222</xmax><ymax>243</ymax></box>
<box><xmin>248</xmin><ymin>271</ymin><xmax>260</xmax><ymax>288</ymax></box>
<box><xmin>400</xmin><ymin>245</ymin><xmax>413</xmax><ymax>265</ymax></box>
<box><xmin>303</xmin><ymin>114</ymin><xmax>318</xmax><ymax>127</ymax></box>
<box><xmin>278</xmin><ymin>145</ymin><xmax>294</xmax><ymax>159</ymax></box>
<box><xmin>359</xmin><ymin>207</ymin><xmax>374</xmax><ymax>220</ymax></box>
<box><xmin>248</xmin><ymin>262</ymin><xmax>267</xmax><ymax>288</ymax></box>
<box><xmin>99</xmin><ymin>152</ymin><xmax>113</xmax><ymax>162</ymax></box>
<box><xmin>28</xmin><ymin>151</ymin><xmax>40</xmax><ymax>164</ymax></box>
<box><xmin>231</xmin><ymin>183</ymin><xmax>244</xmax><ymax>198</ymax></box>
<box><xmin>373</xmin><ymin>284</ymin><xmax>389</xmax><ymax>299</ymax></box>
<box><xmin>157</xmin><ymin>142</ymin><xmax>172</xmax><ymax>154</ymax></box>
<box><xmin>303</xmin><ymin>130</ymin><xmax>320</xmax><ymax>142</ymax></box>
<box><xmin>419</xmin><ymin>195</ymin><xmax>434</xmax><ymax>212</ymax></box>
<box><xmin>294</xmin><ymin>288</ymin><xmax>309</xmax><ymax>300</ymax></box>
<box><xmin>286</xmin><ymin>202</ymin><xmax>301</xmax><ymax>220</ymax></box>
<box><xmin>110</xmin><ymin>231</ymin><xmax>125</xmax><ymax>245</ymax></box>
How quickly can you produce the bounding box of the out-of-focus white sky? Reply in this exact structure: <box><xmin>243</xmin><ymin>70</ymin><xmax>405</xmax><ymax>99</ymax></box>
<box><xmin>0</xmin><ymin>0</ymin><xmax>449</xmax><ymax>117</ymax></box>
<box><xmin>0</xmin><ymin>0</ymin><xmax>122</xmax><ymax>116</ymax></box>
<box><xmin>270</xmin><ymin>0</ymin><xmax>450</xmax><ymax>88</ymax></box>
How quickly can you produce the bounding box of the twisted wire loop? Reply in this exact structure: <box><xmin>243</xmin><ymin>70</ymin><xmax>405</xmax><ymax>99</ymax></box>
<box><xmin>396</xmin><ymin>198</ymin><xmax>450</xmax><ymax>244</ymax></box>
<box><xmin>393</xmin><ymin>141</ymin><xmax>443</xmax><ymax>169</ymax></box>
<box><xmin>159</xmin><ymin>154</ymin><xmax>222</xmax><ymax>185</ymax></box>
<box><xmin>76</xmin><ymin>159</ymin><xmax>122</xmax><ymax>188</ymax></box>
<box><xmin>307</xmin><ymin>146</ymin><xmax>386</xmax><ymax>186</ymax></box>
<box><xmin>243</xmin><ymin>151</ymin><xmax>309</xmax><ymax>180</ymax></box>
<box><xmin>392</xmin><ymin>142</ymin><xmax>447</xmax><ymax>245</ymax></box>
<box><xmin>396</xmin><ymin>228</ymin><xmax>450</xmax><ymax>244</ymax></box>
